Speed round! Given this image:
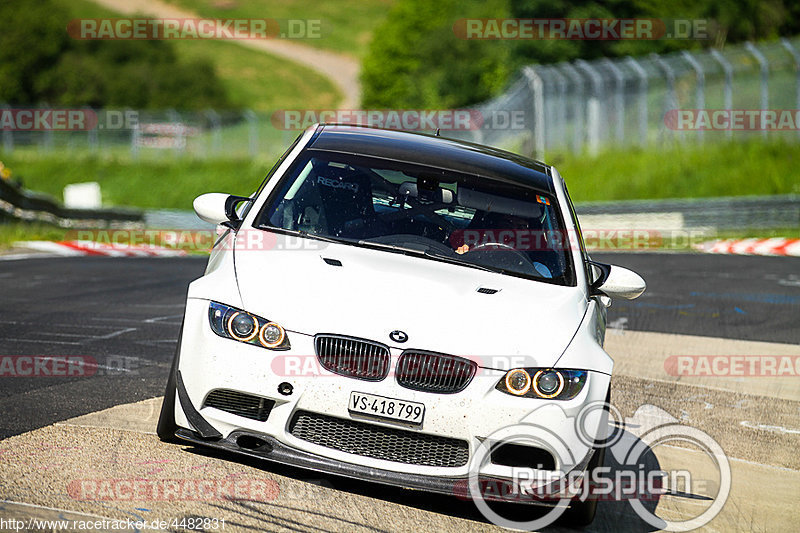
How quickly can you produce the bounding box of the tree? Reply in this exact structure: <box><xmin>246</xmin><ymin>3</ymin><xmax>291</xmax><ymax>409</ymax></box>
<box><xmin>0</xmin><ymin>0</ymin><xmax>230</xmax><ymax>109</ymax></box>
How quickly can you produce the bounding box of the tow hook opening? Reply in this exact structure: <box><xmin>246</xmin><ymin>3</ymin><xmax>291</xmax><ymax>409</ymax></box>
<box><xmin>236</xmin><ymin>434</ymin><xmax>269</xmax><ymax>450</ymax></box>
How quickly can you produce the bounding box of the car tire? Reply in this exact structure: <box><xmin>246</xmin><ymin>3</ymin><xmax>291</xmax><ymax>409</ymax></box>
<box><xmin>557</xmin><ymin>387</ymin><xmax>611</xmax><ymax>527</ymax></box>
<box><xmin>156</xmin><ymin>323</ymin><xmax>183</xmax><ymax>443</ymax></box>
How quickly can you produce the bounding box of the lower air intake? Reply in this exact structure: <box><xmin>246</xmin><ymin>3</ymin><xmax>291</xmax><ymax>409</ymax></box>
<box><xmin>203</xmin><ymin>389</ymin><xmax>275</xmax><ymax>422</ymax></box>
<box><xmin>289</xmin><ymin>410</ymin><xmax>469</xmax><ymax>468</ymax></box>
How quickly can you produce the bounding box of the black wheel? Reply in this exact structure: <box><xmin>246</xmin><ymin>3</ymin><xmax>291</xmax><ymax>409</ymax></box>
<box><xmin>558</xmin><ymin>388</ymin><xmax>611</xmax><ymax>527</ymax></box>
<box><xmin>156</xmin><ymin>323</ymin><xmax>183</xmax><ymax>443</ymax></box>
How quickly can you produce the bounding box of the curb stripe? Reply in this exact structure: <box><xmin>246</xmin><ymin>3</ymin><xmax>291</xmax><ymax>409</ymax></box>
<box><xmin>695</xmin><ymin>238</ymin><xmax>800</xmax><ymax>257</ymax></box>
<box><xmin>13</xmin><ymin>240</ymin><xmax>188</xmax><ymax>258</ymax></box>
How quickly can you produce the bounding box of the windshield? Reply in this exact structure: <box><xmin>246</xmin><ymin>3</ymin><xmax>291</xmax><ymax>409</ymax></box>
<box><xmin>256</xmin><ymin>152</ymin><xmax>575</xmax><ymax>285</ymax></box>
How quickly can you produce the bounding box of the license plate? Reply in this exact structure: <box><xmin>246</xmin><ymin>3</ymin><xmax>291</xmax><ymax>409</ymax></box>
<box><xmin>348</xmin><ymin>392</ymin><xmax>425</xmax><ymax>425</ymax></box>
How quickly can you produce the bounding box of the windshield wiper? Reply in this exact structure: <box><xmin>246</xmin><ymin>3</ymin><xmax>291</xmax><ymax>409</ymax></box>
<box><xmin>257</xmin><ymin>225</ymin><xmax>354</xmax><ymax>245</ymax></box>
<box><xmin>356</xmin><ymin>240</ymin><xmax>500</xmax><ymax>273</ymax></box>
<box><xmin>424</xmin><ymin>251</ymin><xmax>505</xmax><ymax>274</ymax></box>
<box><xmin>257</xmin><ymin>227</ymin><xmax>503</xmax><ymax>274</ymax></box>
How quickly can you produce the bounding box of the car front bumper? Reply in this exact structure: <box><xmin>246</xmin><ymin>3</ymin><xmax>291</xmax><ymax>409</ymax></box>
<box><xmin>172</xmin><ymin>297</ymin><xmax>611</xmax><ymax>498</ymax></box>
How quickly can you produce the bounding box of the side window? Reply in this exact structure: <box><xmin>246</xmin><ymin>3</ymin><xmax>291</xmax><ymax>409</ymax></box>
<box><xmin>562</xmin><ymin>184</ymin><xmax>592</xmax><ymax>290</ymax></box>
<box><xmin>240</xmin><ymin>132</ymin><xmax>305</xmax><ymax>221</ymax></box>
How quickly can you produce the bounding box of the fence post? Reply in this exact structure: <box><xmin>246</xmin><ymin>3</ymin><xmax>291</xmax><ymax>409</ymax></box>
<box><xmin>542</xmin><ymin>67</ymin><xmax>558</xmax><ymax>153</ymax></box>
<box><xmin>710</xmin><ymin>49</ymin><xmax>733</xmax><ymax>140</ymax></box>
<box><xmin>602</xmin><ymin>58</ymin><xmax>626</xmax><ymax>145</ymax></box>
<box><xmin>88</xmin><ymin>107</ymin><xmax>98</xmax><ymax>153</ymax></box>
<box><xmin>167</xmin><ymin>109</ymin><xmax>184</xmax><ymax>156</ymax></box>
<box><xmin>781</xmin><ymin>38</ymin><xmax>800</xmax><ymax>140</ymax></box>
<box><xmin>575</xmin><ymin>59</ymin><xmax>605</xmax><ymax>155</ymax></box>
<box><xmin>41</xmin><ymin>103</ymin><xmax>53</xmax><ymax>152</ymax></box>
<box><xmin>559</xmin><ymin>63</ymin><xmax>584</xmax><ymax>153</ymax></box>
<box><xmin>547</xmin><ymin>66</ymin><xmax>568</xmax><ymax>151</ymax></box>
<box><xmin>522</xmin><ymin>66</ymin><xmax>545</xmax><ymax>159</ymax></box>
<box><xmin>131</xmin><ymin>119</ymin><xmax>140</xmax><ymax>159</ymax></box>
<box><xmin>244</xmin><ymin>110</ymin><xmax>258</xmax><ymax>157</ymax></box>
<box><xmin>651</xmin><ymin>53</ymin><xmax>680</xmax><ymax>142</ymax></box>
<box><xmin>625</xmin><ymin>56</ymin><xmax>649</xmax><ymax>146</ymax></box>
<box><xmin>681</xmin><ymin>50</ymin><xmax>705</xmax><ymax>143</ymax></box>
<box><xmin>745</xmin><ymin>42</ymin><xmax>769</xmax><ymax>137</ymax></box>
<box><xmin>205</xmin><ymin>109</ymin><xmax>222</xmax><ymax>155</ymax></box>
<box><xmin>1</xmin><ymin>103</ymin><xmax>12</xmax><ymax>153</ymax></box>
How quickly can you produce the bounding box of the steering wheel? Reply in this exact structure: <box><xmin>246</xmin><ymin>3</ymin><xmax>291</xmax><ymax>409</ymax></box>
<box><xmin>463</xmin><ymin>243</ymin><xmax>548</xmax><ymax>277</ymax></box>
<box><xmin>469</xmin><ymin>242</ymin><xmax>516</xmax><ymax>251</ymax></box>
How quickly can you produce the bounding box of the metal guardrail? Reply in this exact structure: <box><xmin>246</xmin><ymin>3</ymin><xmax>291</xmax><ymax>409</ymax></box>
<box><xmin>576</xmin><ymin>194</ymin><xmax>800</xmax><ymax>230</ymax></box>
<box><xmin>0</xmin><ymin>179</ymin><xmax>143</xmax><ymax>228</ymax></box>
<box><xmin>139</xmin><ymin>195</ymin><xmax>799</xmax><ymax>232</ymax></box>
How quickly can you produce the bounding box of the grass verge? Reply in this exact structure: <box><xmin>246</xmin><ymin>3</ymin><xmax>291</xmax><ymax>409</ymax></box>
<box><xmin>551</xmin><ymin>139</ymin><xmax>800</xmax><ymax>203</ymax></box>
<box><xmin>162</xmin><ymin>0</ymin><xmax>393</xmax><ymax>57</ymax></box>
<box><xmin>0</xmin><ymin>153</ymin><xmax>272</xmax><ymax>209</ymax></box>
<box><xmin>57</xmin><ymin>0</ymin><xmax>341</xmax><ymax>111</ymax></box>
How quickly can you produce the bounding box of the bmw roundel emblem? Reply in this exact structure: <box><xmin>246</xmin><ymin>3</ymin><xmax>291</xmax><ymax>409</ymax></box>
<box><xmin>389</xmin><ymin>330</ymin><xmax>408</xmax><ymax>343</ymax></box>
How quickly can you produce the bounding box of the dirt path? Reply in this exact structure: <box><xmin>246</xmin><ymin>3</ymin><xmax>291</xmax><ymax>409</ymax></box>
<box><xmin>86</xmin><ymin>0</ymin><xmax>360</xmax><ymax>109</ymax></box>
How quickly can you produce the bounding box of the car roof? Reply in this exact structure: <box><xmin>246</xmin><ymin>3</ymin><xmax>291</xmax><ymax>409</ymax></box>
<box><xmin>307</xmin><ymin>124</ymin><xmax>554</xmax><ymax>194</ymax></box>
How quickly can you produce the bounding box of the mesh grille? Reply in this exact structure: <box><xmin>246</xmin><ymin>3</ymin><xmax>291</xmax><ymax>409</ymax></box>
<box><xmin>289</xmin><ymin>410</ymin><xmax>469</xmax><ymax>467</ymax></box>
<box><xmin>203</xmin><ymin>389</ymin><xmax>275</xmax><ymax>422</ymax></box>
<box><xmin>314</xmin><ymin>335</ymin><xmax>390</xmax><ymax>381</ymax></box>
<box><xmin>396</xmin><ymin>351</ymin><xmax>477</xmax><ymax>394</ymax></box>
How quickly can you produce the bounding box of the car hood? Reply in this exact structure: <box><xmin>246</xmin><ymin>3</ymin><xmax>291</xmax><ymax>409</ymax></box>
<box><xmin>234</xmin><ymin>237</ymin><xmax>586</xmax><ymax>369</ymax></box>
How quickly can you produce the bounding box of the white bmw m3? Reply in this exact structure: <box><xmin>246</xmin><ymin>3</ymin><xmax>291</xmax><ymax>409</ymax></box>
<box><xmin>157</xmin><ymin>124</ymin><xmax>645</xmax><ymax>526</ymax></box>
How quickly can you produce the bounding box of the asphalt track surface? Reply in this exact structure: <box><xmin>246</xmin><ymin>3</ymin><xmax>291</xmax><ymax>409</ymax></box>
<box><xmin>0</xmin><ymin>252</ymin><xmax>799</xmax><ymax>533</ymax></box>
<box><xmin>1</xmin><ymin>252</ymin><xmax>798</xmax><ymax>439</ymax></box>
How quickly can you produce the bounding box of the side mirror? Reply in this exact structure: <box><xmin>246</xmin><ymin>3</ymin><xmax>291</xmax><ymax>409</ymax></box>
<box><xmin>193</xmin><ymin>193</ymin><xmax>251</xmax><ymax>229</ymax></box>
<box><xmin>588</xmin><ymin>261</ymin><xmax>646</xmax><ymax>300</ymax></box>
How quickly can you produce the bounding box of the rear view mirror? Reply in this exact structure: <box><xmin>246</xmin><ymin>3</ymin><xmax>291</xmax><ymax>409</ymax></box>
<box><xmin>398</xmin><ymin>182</ymin><xmax>454</xmax><ymax>204</ymax></box>
<box><xmin>588</xmin><ymin>261</ymin><xmax>646</xmax><ymax>300</ymax></box>
<box><xmin>457</xmin><ymin>187</ymin><xmax>543</xmax><ymax>219</ymax></box>
<box><xmin>193</xmin><ymin>193</ymin><xmax>251</xmax><ymax>229</ymax></box>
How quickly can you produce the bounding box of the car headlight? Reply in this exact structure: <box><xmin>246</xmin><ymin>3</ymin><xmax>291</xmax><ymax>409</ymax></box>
<box><xmin>496</xmin><ymin>368</ymin><xmax>586</xmax><ymax>400</ymax></box>
<box><xmin>208</xmin><ymin>302</ymin><xmax>290</xmax><ymax>350</ymax></box>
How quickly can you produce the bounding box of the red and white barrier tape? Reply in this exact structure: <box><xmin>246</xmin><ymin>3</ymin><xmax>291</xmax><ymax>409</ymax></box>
<box><xmin>13</xmin><ymin>240</ymin><xmax>187</xmax><ymax>257</ymax></box>
<box><xmin>695</xmin><ymin>238</ymin><xmax>800</xmax><ymax>257</ymax></box>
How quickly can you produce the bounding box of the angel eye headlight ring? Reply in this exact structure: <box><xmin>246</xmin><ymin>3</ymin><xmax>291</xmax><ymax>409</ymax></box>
<box><xmin>226</xmin><ymin>311</ymin><xmax>259</xmax><ymax>342</ymax></box>
<box><xmin>532</xmin><ymin>370</ymin><xmax>565</xmax><ymax>399</ymax></box>
<box><xmin>259</xmin><ymin>322</ymin><xmax>286</xmax><ymax>348</ymax></box>
<box><xmin>496</xmin><ymin>368</ymin><xmax>586</xmax><ymax>400</ymax></box>
<box><xmin>504</xmin><ymin>368</ymin><xmax>532</xmax><ymax>396</ymax></box>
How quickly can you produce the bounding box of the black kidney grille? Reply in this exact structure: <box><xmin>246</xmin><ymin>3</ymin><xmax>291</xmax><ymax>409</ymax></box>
<box><xmin>314</xmin><ymin>335</ymin><xmax>390</xmax><ymax>381</ymax></box>
<box><xmin>289</xmin><ymin>410</ymin><xmax>469</xmax><ymax>467</ymax></box>
<box><xmin>396</xmin><ymin>351</ymin><xmax>477</xmax><ymax>394</ymax></box>
<box><xmin>203</xmin><ymin>389</ymin><xmax>275</xmax><ymax>422</ymax></box>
